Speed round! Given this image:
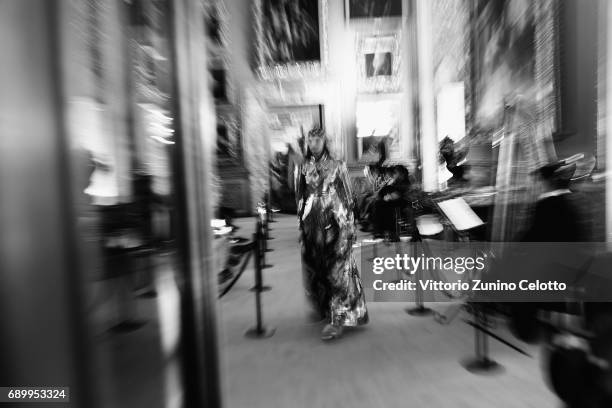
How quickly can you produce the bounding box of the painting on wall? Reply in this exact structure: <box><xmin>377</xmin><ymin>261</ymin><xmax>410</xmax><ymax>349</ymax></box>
<box><xmin>254</xmin><ymin>0</ymin><xmax>328</xmax><ymax>80</ymax></box>
<box><xmin>365</xmin><ymin>52</ymin><xmax>392</xmax><ymax>77</ymax></box>
<box><xmin>346</xmin><ymin>0</ymin><xmax>402</xmax><ymax>19</ymax></box>
<box><xmin>357</xmin><ymin>34</ymin><xmax>401</xmax><ymax>93</ymax></box>
<box><xmin>257</xmin><ymin>0</ymin><xmax>320</xmax><ymax>65</ymax></box>
<box><xmin>472</xmin><ymin>0</ymin><xmax>536</xmax><ymax>132</ymax></box>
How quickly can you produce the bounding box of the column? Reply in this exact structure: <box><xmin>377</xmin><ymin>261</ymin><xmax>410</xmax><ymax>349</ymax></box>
<box><xmin>171</xmin><ymin>0</ymin><xmax>221</xmax><ymax>405</ymax></box>
<box><xmin>415</xmin><ymin>0</ymin><xmax>437</xmax><ymax>191</ymax></box>
<box><xmin>606</xmin><ymin>0</ymin><xmax>612</xmax><ymax>242</ymax></box>
<box><xmin>0</xmin><ymin>0</ymin><xmax>91</xmax><ymax>405</ymax></box>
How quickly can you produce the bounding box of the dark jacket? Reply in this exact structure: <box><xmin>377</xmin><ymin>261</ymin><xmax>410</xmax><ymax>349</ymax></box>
<box><xmin>522</xmin><ymin>192</ymin><xmax>587</xmax><ymax>242</ymax></box>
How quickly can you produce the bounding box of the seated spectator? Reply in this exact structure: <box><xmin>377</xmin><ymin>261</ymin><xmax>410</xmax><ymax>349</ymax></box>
<box><xmin>372</xmin><ymin>165</ymin><xmax>413</xmax><ymax>240</ymax></box>
<box><xmin>356</xmin><ymin>164</ymin><xmax>386</xmax><ymax>231</ymax></box>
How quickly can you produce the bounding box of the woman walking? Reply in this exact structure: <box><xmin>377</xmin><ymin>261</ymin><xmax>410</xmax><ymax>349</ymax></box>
<box><xmin>295</xmin><ymin>127</ymin><xmax>369</xmax><ymax>340</ymax></box>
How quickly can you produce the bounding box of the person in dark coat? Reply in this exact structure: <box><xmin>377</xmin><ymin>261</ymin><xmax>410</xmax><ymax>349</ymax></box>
<box><xmin>522</xmin><ymin>161</ymin><xmax>586</xmax><ymax>242</ymax></box>
<box><xmin>508</xmin><ymin>161</ymin><xmax>590</xmax><ymax>350</ymax></box>
<box><xmin>373</xmin><ymin>165</ymin><xmax>412</xmax><ymax>240</ymax></box>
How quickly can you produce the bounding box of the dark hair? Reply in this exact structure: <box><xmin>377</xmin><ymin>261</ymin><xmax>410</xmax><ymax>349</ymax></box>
<box><xmin>393</xmin><ymin>165</ymin><xmax>410</xmax><ymax>183</ymax></box>
<box><xmin>439</xmin><ymin>136</ymin><xmax>455</xmax><ymax>165</ymax></box>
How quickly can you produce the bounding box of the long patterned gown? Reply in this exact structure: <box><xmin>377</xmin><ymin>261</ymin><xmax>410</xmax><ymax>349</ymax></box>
<box><xmin>295</xmin><ymin>152</ymin><xmax>369</xmax><ymax>327</ymax></box>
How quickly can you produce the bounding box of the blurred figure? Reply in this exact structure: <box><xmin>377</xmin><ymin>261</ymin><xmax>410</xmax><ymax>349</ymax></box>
<box><xmin>439</xmin><ymin>136</ymin><xmax>470</xmax><ymax>189</ymax></box>
<box><xmin>356</xmin><ymin>163</ymin><xmax>384</xmax><ymax>231</ymax></box>
<box><xmin>270</xmin><ymin>143</ymin><xmax>301</xmax><ymax>213</ymax></box>
<box><xmin>446</xmin><ymin>162</ymin><xmax>471</xmax><ymax>189</ymax></box>
<box><xmin>439</xmin><ymin>136</ymin><xmax>455</xmax><ymax>166</ymax></box>
<box><xmin>522</xmin><ymin>161</ymin><xmax>586</xmax><ymax>242</ymax></box>
<box><xmin>295</xmin><ymin>127</ymin><xmax>369</xmax><ymax>340</ymax></box>
<box><xmin>372</xmin><ymin>165</ymin><xmax>412</xmax><ymax>240</ymax></box>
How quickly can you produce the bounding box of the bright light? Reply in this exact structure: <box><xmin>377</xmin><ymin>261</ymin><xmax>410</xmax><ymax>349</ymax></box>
<box><xmin>436</xmin><ymin>82</ymin><xmax>466</xmax><ymax>142</ymax></box>
<box><xmin>356</xmin><ymin>99</ymin><xmax>397</xmax><ymax>138</ymax></box>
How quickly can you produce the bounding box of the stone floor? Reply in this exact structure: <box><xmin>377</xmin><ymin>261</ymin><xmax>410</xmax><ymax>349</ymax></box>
<box><xmin>218</xmin><ymin>214</ymin><xmax>562</xmax><ymax>408</ymax></box>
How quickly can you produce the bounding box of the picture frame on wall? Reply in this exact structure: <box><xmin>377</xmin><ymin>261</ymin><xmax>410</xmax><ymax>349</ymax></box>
<box><xmin>357</xmin><ymin>34</ymin><xmax>401</xmax><ymax>93</ymax></box>
<box><xmin>254</xmin><ymin>0</ymin><xmax>328</xmax><ymax>81</ymax></box>
<box><xmin>345</xmin><ymin>0</ymin><xmax>402</xmax><ymax>20</ymax></box>
<box><xmin>472</xmin><ymin>0</ymin><xmax>536</xmax><ymax>131</ymax></box>
<box><xmin>365</xmin><ymin>52</ymin><xmax>392</xmax><ymax>77</ymax></box>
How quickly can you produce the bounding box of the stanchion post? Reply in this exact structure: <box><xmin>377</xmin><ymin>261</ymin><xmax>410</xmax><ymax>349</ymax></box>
<box><xmin>260</xmin><ymin>217</ymin><xmax>273</xmax><ymax>268</ymax></box>
<box><xmin>391</xmin><ymin>239</ymin><xmax>403</xmax><ymax>284</ymax></box>
<box><xmin>365</xmin><ymin>238</ymin><xmax>383</xmax><ymax>262</ymax></box>
<box><xmin>406</xmin><ymin>264</ymin><xmax>433</xmax><ymax>316</ymax></box>
<box><xmin>264</xmin><ymin>211</ymin><xmax>274</xmax><ymax>241</ymax></box>
<box><xmin>261</xmin><ymin>216</ymin><xmax>268</xmax><ymax>252</ymax></box>
<box><xmin>406</xmin><ymin>235</ymin><xmax>433</xmax><ymax>316</ymax></box>
<box><xmin>460</xmin><ymin>305</ymin><xmax>503</xmax><ymax>374</ymax></box>
<box><xmin>266</xmin><ymin>191</ymin><xmax>278</xmax><ymax>223</ymax></box>
<box><xmin>245</xmin><ymin>229</ymin><xmax>275</xmax><ymax>339</ymax></box>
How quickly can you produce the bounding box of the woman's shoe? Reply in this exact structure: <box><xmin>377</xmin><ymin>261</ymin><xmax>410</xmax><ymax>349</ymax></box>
<box><xmin>321</xmin><ymin>324</ymin><xmax>343</xmax><ymax>340</ymax></box>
